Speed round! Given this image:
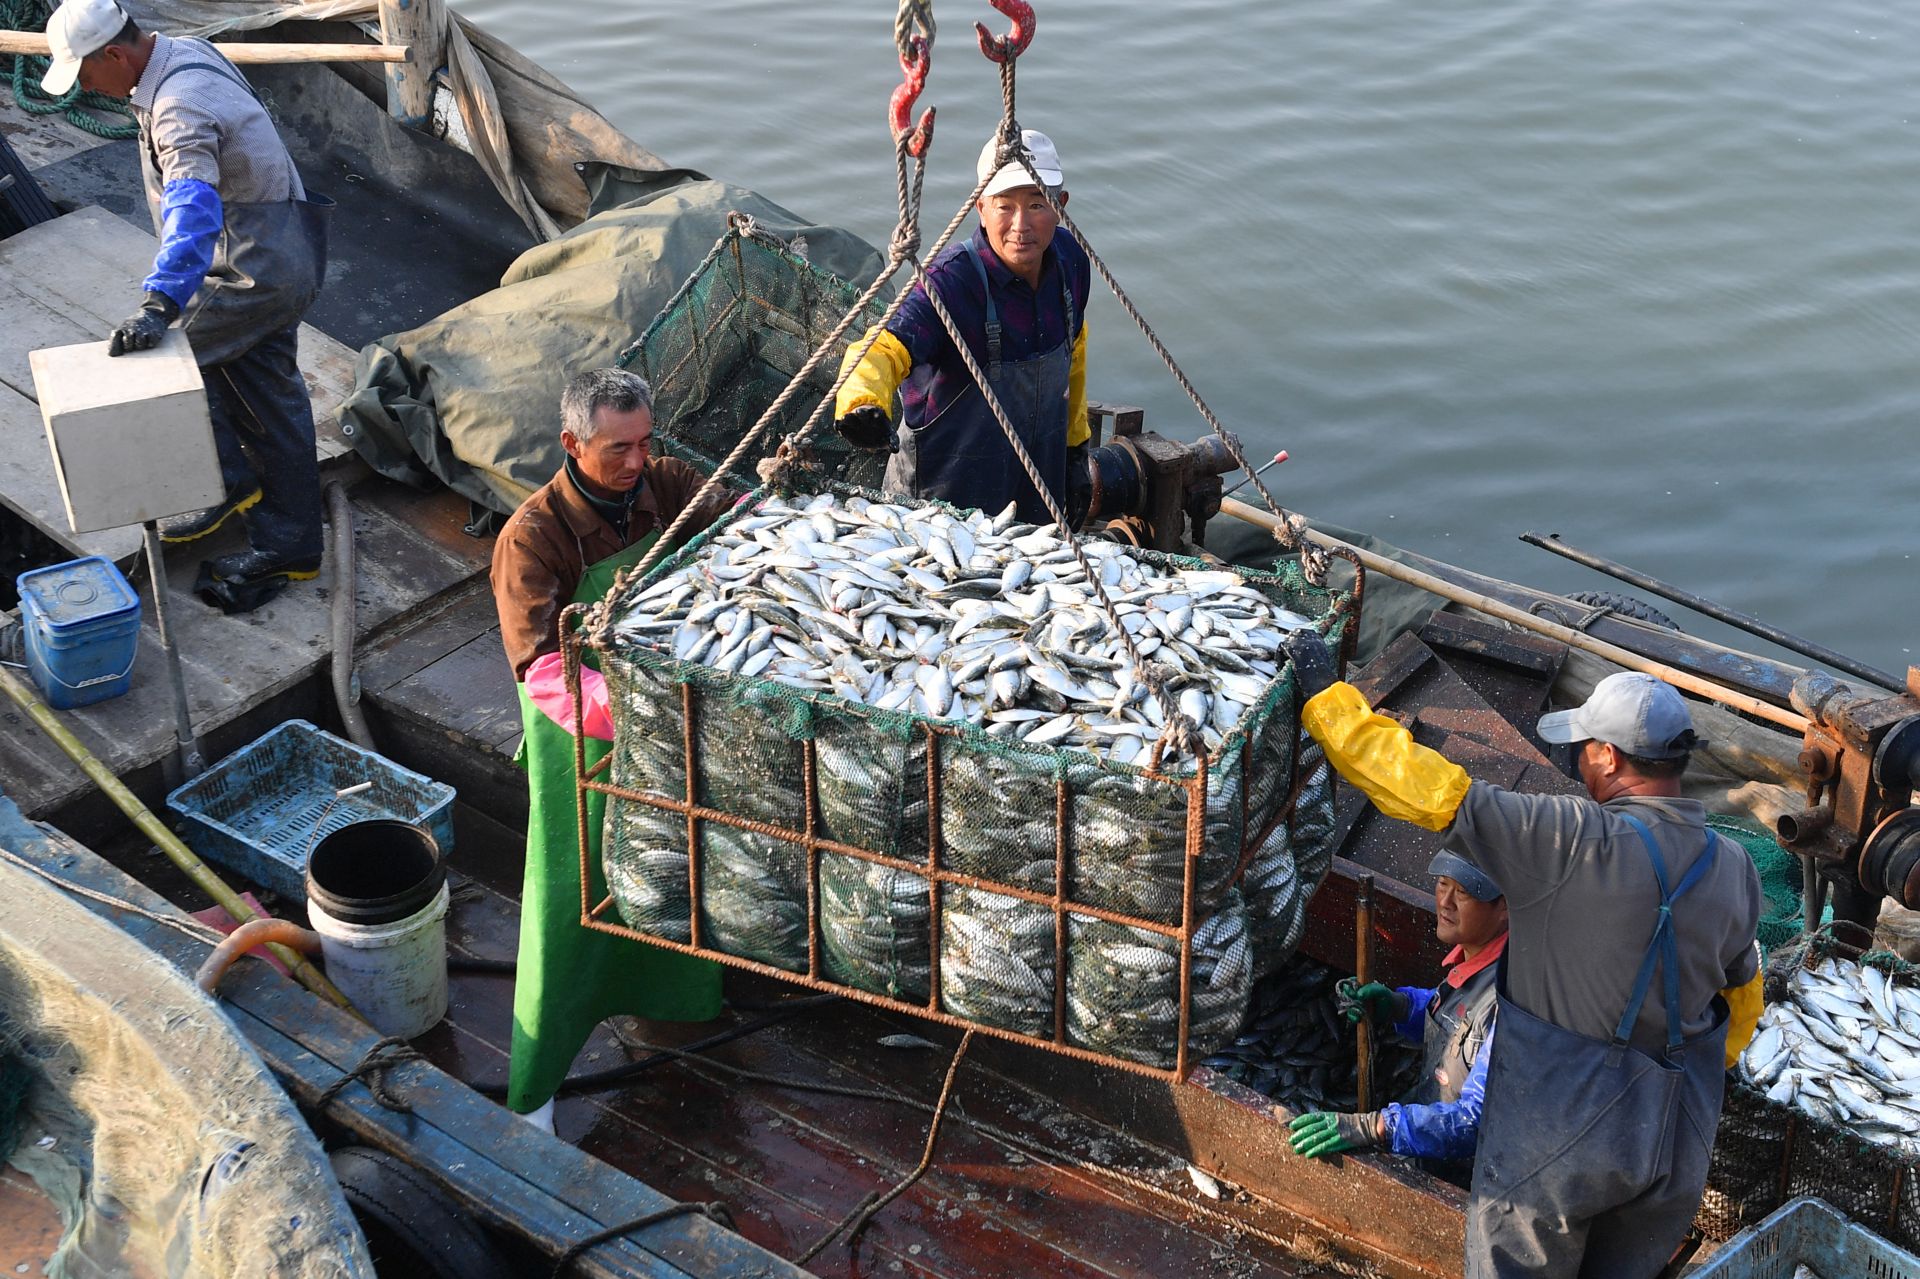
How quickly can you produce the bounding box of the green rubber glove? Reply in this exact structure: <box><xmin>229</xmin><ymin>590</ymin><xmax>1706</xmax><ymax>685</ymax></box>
<box><xmin>1288</xmin><ymin>1111</ymin><xmax>1381</xmax><ymax>1160</ymax></box>
<box><xmin>1334</xmin><ymin>977</ymin><xmax>1411</xmax><ymax>1026</ymax></box>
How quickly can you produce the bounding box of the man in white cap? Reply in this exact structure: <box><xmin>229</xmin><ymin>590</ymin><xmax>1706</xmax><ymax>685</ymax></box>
<box><xmin>44</xmin><ymin>0</ymin><xmax>329</xmax><ymax>610</ymax></box>
<box><xmin>1282</xmin><ymin>632</ymin><xmax>1765</xmax><ymax>1279</ymax></box>
<box><xmin>833</xmin><ymin>127</ymin><xmax>1089</xmax><ymax>524</ymax></box>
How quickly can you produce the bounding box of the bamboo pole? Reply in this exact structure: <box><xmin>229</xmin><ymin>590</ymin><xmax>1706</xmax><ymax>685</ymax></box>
<box><xmin>0</xmin><ymin>32</ymin><xmax>410</xmax><ymax>62</ymax></box>
<box><xmin>1220</xmin><ymin>498</ymin><xmax>1812</xmax><ymax>734</ymax></box>
<box><xmin>0</xmin><ymin>666</ymin><xmax>356</xmax><ymax>1011</ymax></box>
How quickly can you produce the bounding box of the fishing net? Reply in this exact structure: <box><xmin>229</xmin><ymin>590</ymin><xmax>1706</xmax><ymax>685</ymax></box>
<box><xmin>1708</xmin><ymin>815</ymin><xmax>1821</xmax><ymax>957</ymax></box>
<box><xmin>590</xmin><ymin>482</ymin><xmax>1346</xmax><ymax>1075</ymax></box>
<box><xmin>1696</xmin><ymin>931</ymin><xmax>1920</xmax><ymax>1250</ymax></box>
<box><xmin>619</xmin><ymin>220</ymin><xmax>892</xmax><ymax>494</ymax></box>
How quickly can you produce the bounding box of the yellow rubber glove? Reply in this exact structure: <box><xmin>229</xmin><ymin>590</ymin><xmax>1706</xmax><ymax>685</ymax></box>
<box><xmin>834</xmin><ymin>325</ymin><xmax>914</xmax><ymax>421</ymax></box>
<box><xmin>1066</xmin><ymin>319</ymin><xmax>1089</xmax><ymax>447</ymax></box>
<box><xmin>1300</xmin><ymin>682</ymin><xmax>1472</xmax><ymax>832</ymax></box>
<box><xmin>1721</xmin><ymin>958</ymin><xmax>1764</xmax><ymax>1070</ymax></box>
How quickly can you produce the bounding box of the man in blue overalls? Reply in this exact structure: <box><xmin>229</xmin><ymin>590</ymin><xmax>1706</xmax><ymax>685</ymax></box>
<box><xmin>46</xmin><ymin>0</ymin><xmax>329</xmax><ymax>611</ymax></box>
<box><xmin>1284</xmin><ymin>633</ymin><xmax>1766</xmax><ymax>1279</ymax></box>
<box><xmin>833</xmin><ymin>128</ymin><xmax>1089</xmax><ymax>524</ymax></box>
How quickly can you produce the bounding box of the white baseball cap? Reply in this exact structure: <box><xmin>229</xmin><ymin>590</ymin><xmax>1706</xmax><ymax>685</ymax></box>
<box><xmin>41</xmin><ymin>0</ymin><xmax>129</xmax><ymax>97</ymax></box>
<box><xmin>976</xmin><ymin>128</ymin><xmax>1064</xmax><ymax>198</ymax></box>
<box><xmin>1536</xmin><ymin>672</ymin><xmax>1702</xmax><ymax>760</ymax></box>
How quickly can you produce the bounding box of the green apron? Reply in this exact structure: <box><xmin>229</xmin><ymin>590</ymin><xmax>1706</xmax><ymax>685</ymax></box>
<box><xmin>507</xmin><ymin>534</ymin><xmax>722</xmax><ymax>1113</ymax></box>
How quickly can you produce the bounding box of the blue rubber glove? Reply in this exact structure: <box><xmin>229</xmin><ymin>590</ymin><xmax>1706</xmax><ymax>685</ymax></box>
<box><xmin>143</xmin><ymin>177</ymin><xmax>223</xmax><ymax>310</ymax></box>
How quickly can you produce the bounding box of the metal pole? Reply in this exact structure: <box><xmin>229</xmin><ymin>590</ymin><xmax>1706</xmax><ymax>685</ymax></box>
<box><xmin>1519</xmin><ymin>531</ymin><xmax>1904</xmax><ymax>693</ymax></box>
<box><xmin>143</xmin><ymin>521</ymin><xmax>205</xmax><ymax>782</ymax></box>
<box><xmin>1220</xmin><ymin>499</ymin><xmax>1813</xmax><ymax>734</ymax></box>
<box><xmin>1355</xmin><ymin>872</ymin><xmax>1376</xmax><ymax>1113</ymax></box>
<box><xmin>0</xmin><ymin>664</ymin><xmax>354</xmax><ymax>1010</ymax></box>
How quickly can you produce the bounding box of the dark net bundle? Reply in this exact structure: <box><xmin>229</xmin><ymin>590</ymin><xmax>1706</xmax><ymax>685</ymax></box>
<box><xmin>940</xmin><ymin>886</ymin><xmax>1055</xmax><ymax>1038</ymax></box>
<box><xmin>814</xmin><ymin>707</ymin><xmax>933</xmax><ymax>999</ymax></box>
<box><xmin>602</xmin><ymin>652</ymin><xmax>693</xmax><ymax>939</ymax></box>
<box><xmin>623</xmin><ymin>222</ymin><xmax>890</xmax><ymax>494</ymax></box>
<box><xmin>1066</xmin><ymin>891</ymin><xmax>1254</xmax><ymax>1069</ymax></box>
<box><xmin>1243</xmin><ymin>743</ymin><xmax>1338</xmax><ymax>982</ymax></box>
<box><xmin>699</xmin><ymin>824</ymin><xmax>809</xmax><ymax>973</ymax></box>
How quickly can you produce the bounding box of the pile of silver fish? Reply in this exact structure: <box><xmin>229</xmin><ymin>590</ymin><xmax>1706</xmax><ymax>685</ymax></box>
<box><xmin>608</xmin><ymin>490</ymin><xmax>1316</xmax><ymax>764</ymax></box>
<box><xmin>1204</xmin><ymin>955</ymin><xmax>1421</xmax><ymax>1112</ymax></box>
<box><xmin>597</xmin><ymin>490</ymin><xmax>1333</xmax><ymax>1061</ymax></box>
<box><xmin>1737</xmin><ymin>956</ymin><xmax>1920</xmax><ymax>1157</ymax></box>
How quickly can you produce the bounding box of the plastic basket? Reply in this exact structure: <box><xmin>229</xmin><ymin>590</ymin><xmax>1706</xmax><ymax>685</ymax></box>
<box><xmin>1694</xmin><ymin>1197</ymin><xmax>1920</xmax><ymax>1279</ymax></box>
<box><xmin>166</xmin><ymin>720</ymin><xmax>455</xmax><ymax>901</ymax></box>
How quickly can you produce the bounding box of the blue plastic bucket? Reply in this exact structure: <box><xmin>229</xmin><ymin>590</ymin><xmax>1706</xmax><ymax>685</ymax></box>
<box><xmin>16</xmin><ymin>556</ymin><xmax>141</xmax><ymax>709</ymax></box>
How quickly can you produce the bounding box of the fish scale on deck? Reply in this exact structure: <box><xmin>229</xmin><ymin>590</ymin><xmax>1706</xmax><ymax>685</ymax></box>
<box><xmin>589</xmin><ymin>488</ymin><xmax>1346</xmax><ymax>1071</ymax></box>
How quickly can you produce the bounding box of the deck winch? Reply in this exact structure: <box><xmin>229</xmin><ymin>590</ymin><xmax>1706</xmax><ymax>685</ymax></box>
<box><xmin>1777</xmin><ymin>667</ymin><xmax>1920</xmax><ymax>924</ymax></box>
<box><xmin>1072</xmin><ymin>406</ymin><xmax>1243</xmax><ymax>552</ymax></box>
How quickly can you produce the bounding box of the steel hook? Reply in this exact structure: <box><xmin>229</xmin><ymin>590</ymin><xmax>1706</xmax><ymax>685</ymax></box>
<box><xmin>889</xmin><ymin>36</ymin><xmax>936</xmax><ymax>158</ymax></box>
<box><xmin>974</xmin><ymin>0</ymin><xmax>1035</xmax><ymax>64</ymax></box>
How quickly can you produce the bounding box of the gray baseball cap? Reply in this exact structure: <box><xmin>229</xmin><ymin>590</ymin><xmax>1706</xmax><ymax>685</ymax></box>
<box><xmin>1536</xmin><ymin>672</ymin><xmax>1700</xmax><ymax>759</ymax></box>
<box><xmin>1429</xmin><ymin>851</ymin><xmax>1501</xmax><ymax>902</ymax></box>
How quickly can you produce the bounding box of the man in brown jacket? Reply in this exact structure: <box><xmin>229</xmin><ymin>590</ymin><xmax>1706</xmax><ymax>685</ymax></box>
<box><xmin>491</xmin><ymin>367</ymin><xmax>732</xmax><ymax>679</ymax></box>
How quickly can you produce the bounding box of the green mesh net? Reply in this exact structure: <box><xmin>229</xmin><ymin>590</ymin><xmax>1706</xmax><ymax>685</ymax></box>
<box><xmin>591</xmin><ymin>478</ymin><xmax>1348</xmax><ymax>1073</ymax></box>
<box><xmin>618</xmin><ymin>220</ymin><xmax>892</xmax><ymax>493</ymax></box>
<box><xmin>1708</xmin><ymin>816</ymin><xmax>1825</xmax><ymax>956</ymax></box>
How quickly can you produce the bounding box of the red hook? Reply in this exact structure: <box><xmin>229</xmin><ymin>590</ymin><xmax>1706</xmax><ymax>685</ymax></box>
<box><xmin>889</xmin><ymin>36</ymin><xmax>936</xmax><ymax>158</ymax></box>
<box><xmin>974</xmin><ymin>0</ymin><xmax>1036</xmax><ymax>64</ymax></box>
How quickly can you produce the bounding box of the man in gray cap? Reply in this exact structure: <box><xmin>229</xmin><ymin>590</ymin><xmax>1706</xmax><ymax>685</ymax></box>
<box><xmin>1289</xmin><ymin>851</ymin><xmax>1509</xmax><ymax>1186</ymax></box>
<box><xmin>1282</xmin><ymin>639</ymin><xmax>1765</xmax><ymax>1279</ymax></box>
<box><xmin>44</xmin><ymin>0</ymin><xmax>329</xmax><ymax>610</ymax></box>
<box><xmin>832</xmin><ymin>127</ymin><xmax>1090</xmax><ymax>524</ymax></box>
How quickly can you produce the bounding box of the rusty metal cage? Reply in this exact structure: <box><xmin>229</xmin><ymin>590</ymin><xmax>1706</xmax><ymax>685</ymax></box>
<box><xmin>565</xmin><ymin>491</ymin><xmax>1351</xmax><ymax>1082</ymax></box>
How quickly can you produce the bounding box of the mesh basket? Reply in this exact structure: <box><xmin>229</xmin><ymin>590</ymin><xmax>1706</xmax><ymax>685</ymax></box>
<box><xmin>1697</xmin><ymin>936</ymin><xmax>1920</xmax><ymax>1251</ymax></box>
<box><xmin>621</xmin><ymin>219</ymin><xmax>891</xmax><ymax>493</ymax></box>
<box><xmin>582</xmin><ymin>483</ymin><xmax>1346</xmax><ymax>1078</ymax></box>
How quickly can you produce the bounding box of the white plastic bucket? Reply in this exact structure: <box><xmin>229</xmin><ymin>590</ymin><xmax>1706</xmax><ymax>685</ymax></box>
<box><xmin>308</xmin><ymin>881</ymin><xmax>450</xmax><ymax>1038</ymax></box>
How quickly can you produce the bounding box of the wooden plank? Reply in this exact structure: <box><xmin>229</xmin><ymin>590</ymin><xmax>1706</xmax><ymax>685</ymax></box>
<box><xmin>0</xmin><ymin>109</ymin><xmax>113</xmax><ymax>172</ymax></box>
<box><xmin>0</xmin><ymin>279</ymin><xmax>96</xmax><ymax>401</ymax></box>
<box><xmin>359</xmin><ymin>583</ymin><xmax>502</xmax><ymax>698</ymax></box>
<box><xmin>388</xmin><ymin>631</ymin><xmax>523</xmax><ymax>751</ymax></box>
<box><xmin>7</xmin><ymin>826</ymin><xmax>808</xmax><ymax>1279</ymax></box>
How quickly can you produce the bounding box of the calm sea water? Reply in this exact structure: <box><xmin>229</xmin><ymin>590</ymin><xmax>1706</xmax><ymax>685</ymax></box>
<box><xmin>464</xmin><ymin>0</ymin><xmax>1918</xmax><ymax>675</ymax></box>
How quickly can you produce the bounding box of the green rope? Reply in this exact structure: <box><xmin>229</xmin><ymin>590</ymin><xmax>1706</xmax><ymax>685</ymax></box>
<box><xmin>1</xmin><ymin>0</ymin><xmax>140</xmax><ymax>140</ymax></box>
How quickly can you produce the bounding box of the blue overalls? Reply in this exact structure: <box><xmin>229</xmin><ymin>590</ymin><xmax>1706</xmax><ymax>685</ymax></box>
<box><xmin>883</xmin><ymin>241</ymin><xmax>1073</xmax><ymax>524</ymax></box>
<box><xmin>1466</xmin><ymin>816</ymin><xmax>1729</xmax><ymax>1279</ymax></box>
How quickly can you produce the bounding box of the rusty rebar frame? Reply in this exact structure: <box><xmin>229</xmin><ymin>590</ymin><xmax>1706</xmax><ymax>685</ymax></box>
<box><xmin>561</xmin><ymin>628</ymin><xmax>1243</xmax><ymax>1083</ymax></box>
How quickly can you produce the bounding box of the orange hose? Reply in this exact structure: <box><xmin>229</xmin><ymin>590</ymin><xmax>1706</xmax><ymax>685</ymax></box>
<box><xmin>196</xmin><ymin>918</ymin><xmax>325</xmax><ymax>996</ymax></box>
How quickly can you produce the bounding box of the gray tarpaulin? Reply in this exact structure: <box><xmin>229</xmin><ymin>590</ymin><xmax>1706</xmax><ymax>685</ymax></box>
<box><xmin>116</xmin><ymin>0</ymin><xmax>665</xmax><ymax>236</ymax></box>
<box><xmin>336</xmin><ymin>167</ymin><xmax>887</xmax><ymax>515</ymax></box>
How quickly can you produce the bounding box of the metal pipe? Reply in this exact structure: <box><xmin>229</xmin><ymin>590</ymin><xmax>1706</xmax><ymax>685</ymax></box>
<box><xmin>1355</xmin><ymin>872</ymin><xmax>1376</xmax><ymax>1113</ymax></box>
<box><xmin>1220</xmin><ymin>498</ymin><xmax>1812</xmax><ymax>734</ymax></box>
<box><xmin>142</xmin><ymin>520</ymin><xmax>205</xmax><ymax>781</ymax></box>
<box><xmin>325</xmin><ymin>482</ymin><xmax>375</xmax><ymax>749</ymax></box>
<box><xmin>1519</xmin><ymin>531</ymin><xmax>1904</xmax><ymax>693</ymax></box>
<box><xmin>0</xmin><ymin>665</ymin><xmax>355</xmax><ymax>1011</ymax></box>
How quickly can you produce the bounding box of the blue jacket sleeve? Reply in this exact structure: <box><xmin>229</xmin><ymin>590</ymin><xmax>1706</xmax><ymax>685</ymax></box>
<box><xmin>144</xmin><ymin>178</ymin><xmax>223</xmax><ymax>309</ymax></box>
<box><xmin>1381</xmin><ymin>1018</ymin><xmax>1494</xmax><ymax>1162</ymax></box>
<box><xmin>1394</xmin><ymin>986</ymin><xmax>1435</xmax><ymax>1042</ymax></box>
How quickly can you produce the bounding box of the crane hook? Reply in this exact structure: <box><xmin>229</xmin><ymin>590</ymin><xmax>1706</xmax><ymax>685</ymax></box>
<box><xmin>974</xmin><ymin>0</ymin><xmax>1035</xmax><ymax>64</ymax></box>
<box><xmin>889</xmin><ymin>36</ymin><xmax>937</xmax><ymax>158</ymax></box>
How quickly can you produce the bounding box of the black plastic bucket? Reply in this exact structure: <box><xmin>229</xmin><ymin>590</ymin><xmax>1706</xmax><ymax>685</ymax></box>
<box><xmin>305</xmin><ymin>820</ymin><xmax>445</xmax><ymax>926</ymax></box>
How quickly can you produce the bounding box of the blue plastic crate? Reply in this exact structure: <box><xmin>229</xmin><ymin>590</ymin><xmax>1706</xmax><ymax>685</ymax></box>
<box><xmin>1695</xmin><ymin>1197</ymin><xmax>1920</xmax><ymax>1278</ymax></box>
<box><xmin>166</xmin><ymin>720</ymin><xmax>456</xmax><ymax>902</ymax></box>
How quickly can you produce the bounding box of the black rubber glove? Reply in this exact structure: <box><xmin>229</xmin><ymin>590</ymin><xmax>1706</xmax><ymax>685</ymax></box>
<box><xmin>835</xmin><ymin>404</ymin><xmax>895</xmax><ymax>451</ymax></box>
<box><xmin>1284</xmin><ymin>628</ymin><xmax>1338</xmax><ymax>701</ymax></box>
<box><xmin>108</xmin><ymin>291</ymin><xmax>181</xmax><ymax>357</ymax></box>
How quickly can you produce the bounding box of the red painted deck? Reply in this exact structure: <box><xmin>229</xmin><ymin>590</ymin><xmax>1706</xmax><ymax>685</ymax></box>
<box><xmin>416</xmin><ymin>871</ymin><xmax>1366</xmax><ymax>1279</ymax></box>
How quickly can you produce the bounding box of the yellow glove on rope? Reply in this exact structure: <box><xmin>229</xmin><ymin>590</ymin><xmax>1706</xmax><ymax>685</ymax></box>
<box><xmin>1721</xmin><ymin>957</ymin><xmax>1764</xmax><ymax>1070</ymax></box>
<box><xmin>1301</xmin><ymin>683</ymin><xmax>1472</xmax><ymax>832</ymax></box>
<box><xmin>834</xmin><ymin>326</ymin><xmax>913</xmax><ymax>421</ymax></box>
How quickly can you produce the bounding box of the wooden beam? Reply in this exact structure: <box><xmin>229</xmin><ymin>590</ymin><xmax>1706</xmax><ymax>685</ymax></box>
<box><xmin>377</xmin><ymin>0</ymin><xmax>445</xmax><ymax>129</ymax></box>
<box><xmin>0</xmin><ymin>32</ymin><xmax>409</xmax><ymax>62</ymax></box>
<box><xmin>1221</xmin><ymin>497</ymin><xmax>1812</xmax><ymax>733</ymax></box>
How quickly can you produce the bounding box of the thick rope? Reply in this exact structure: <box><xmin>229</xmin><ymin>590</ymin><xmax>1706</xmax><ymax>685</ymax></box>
<box><xmin>315</xmin><ymin>1036</ymin><xmax>423</xmax><ymax>1114</ymax></box>
<box><xmin>1</xmin><ymin>0</ymin><xmax>140</xmax><ymax>139</ymax></box>
<box><xmin>793</xmin><ymin>1028</ymin><xmax>974</xmax><ymax>1264</ymax></box>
